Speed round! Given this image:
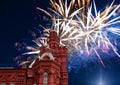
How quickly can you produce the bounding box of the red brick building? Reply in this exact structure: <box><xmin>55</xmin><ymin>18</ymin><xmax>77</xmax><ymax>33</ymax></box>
<box><xmin>0</xmin><ymin>31</ymin><xmax>68</xmax><ymax>85</ymax></box>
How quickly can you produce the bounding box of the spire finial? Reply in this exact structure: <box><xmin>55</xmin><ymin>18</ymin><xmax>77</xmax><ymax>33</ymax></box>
<box><xmin>51</xmin><ymin>17</ymin><xmax>56</xmax><ymax>31</ymax></box>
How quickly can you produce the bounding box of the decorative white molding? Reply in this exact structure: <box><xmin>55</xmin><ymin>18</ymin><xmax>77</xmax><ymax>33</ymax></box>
<box><xmin>39</xmin><ymin>52</ymin><xmax>54</xmax><ymax>61</ymax></box>
<box><xmin>28</xmin><ymin>75</ymin><xmax>33</xmax><ymax>77</ymax></box>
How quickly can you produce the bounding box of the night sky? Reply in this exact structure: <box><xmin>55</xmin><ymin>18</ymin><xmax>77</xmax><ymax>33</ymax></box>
<box><xmin>0</xmin><ymin>0</ymin><xmax>120</xmax><ymax>85</ymax></box>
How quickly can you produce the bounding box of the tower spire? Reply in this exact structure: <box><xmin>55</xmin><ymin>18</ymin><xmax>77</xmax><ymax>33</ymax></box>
<box><xmin>51</xmin><ymin>17</ymin><xmax>56</xmax><ymax>31</ymax></box>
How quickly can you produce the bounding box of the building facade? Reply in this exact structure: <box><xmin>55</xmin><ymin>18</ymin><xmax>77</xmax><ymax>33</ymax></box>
<box><xmin>0</xmin><ymin>31</ymin><xmax>68</xmax><ymax>85</ymax></box>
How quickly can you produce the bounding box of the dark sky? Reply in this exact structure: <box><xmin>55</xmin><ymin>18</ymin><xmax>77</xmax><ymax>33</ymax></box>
<box><xmin>0</xmin><ymin>0</ymin><xmax>120</xmax><ymax>85</ymax></box>
<box><xmin>0</xmin><ymin>0</ymin><xmax>38</xmax><ymax>66</ymax></box>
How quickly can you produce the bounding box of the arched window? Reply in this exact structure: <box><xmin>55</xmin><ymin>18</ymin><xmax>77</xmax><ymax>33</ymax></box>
<box><xmin>43</xmin><ymin>72</ymin><xmax>48</xmax><ymax>85</ymax></box>
<box><xmin>1</xmin><ymin>82</ymin><xmax>6</xmax><ymax>85</ymax></box>
<box><xmin>10</xmin><ymin>82</ymin><xmax>15</xmax><ymax>85</ymax></box>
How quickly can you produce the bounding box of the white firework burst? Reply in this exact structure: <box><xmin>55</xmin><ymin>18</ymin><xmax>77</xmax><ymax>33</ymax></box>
<box><xmin>16</xmin><ymin>0</ymin><xmax>120</xmax><ymax>66</ymax></box>
<box><xmin>67</xmin><ymin>1</ymin><xmax>120</xmax><ymax>65</ymax></box>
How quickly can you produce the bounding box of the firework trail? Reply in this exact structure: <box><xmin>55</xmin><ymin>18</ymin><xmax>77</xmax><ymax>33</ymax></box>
<box><xmin>16</xmin><ymin>0</ymin><xmax>120</xmax><ymax>69</ymax></box>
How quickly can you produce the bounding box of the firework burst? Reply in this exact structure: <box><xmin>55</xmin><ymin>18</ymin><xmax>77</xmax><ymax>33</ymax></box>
<box><xmin>68</xmin><ymin>1</ymin><xmax>120</xmax><ymax>66</ymax></box>
<box><xmin>16</xmin><ymin>0</ymin><xmax>120</xmax><ymax>67</ymax></box>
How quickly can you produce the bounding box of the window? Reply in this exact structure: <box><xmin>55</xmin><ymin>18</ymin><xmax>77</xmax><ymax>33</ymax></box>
<box><xmin>28</xmin><ymin>75</ymin><xmax>33</xmax><ymax>77</ymax></box>
<box><xmin>1</xmin><ymin>82</ymin><xmax>6</xmax><ymax>85</ymax></box>
<box><xmin>43</xmin><ymin>72</ymin><xmax>48</xmax><ymax>85</ymax></box>
<box><xmin>10</xmin><ymin>82</ymin><xmax>15</xmax><ymax>85</ymax></box>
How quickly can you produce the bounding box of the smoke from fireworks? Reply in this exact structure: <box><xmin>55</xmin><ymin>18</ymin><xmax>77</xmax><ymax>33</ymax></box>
<box><xmin>16</xmin><ymin>0</ymin><xmax>120</xmax><ymax>70</ymax></box>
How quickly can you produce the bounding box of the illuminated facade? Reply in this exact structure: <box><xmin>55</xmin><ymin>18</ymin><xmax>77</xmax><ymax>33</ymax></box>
<box><xmin>0</xmin><ymin>31</ymin><xmax>68</xmax><ymax>85</ymax></box>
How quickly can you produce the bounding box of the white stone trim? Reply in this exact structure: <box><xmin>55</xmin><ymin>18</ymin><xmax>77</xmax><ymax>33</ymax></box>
<box><xmin>40</xmin><ymin>52</ymin><xmax>54</xmax><ymax>61</ymax></box>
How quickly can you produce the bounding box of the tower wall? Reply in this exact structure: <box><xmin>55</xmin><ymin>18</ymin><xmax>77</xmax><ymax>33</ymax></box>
<box><xmin>33</xmin><ymin>31</ymin><xmax>68</xmax><ymax>85</ymax></box>
<box><xmin>32</xmin><ymin>58</ymin><xmax>61</xmax><ymax>85</ymax></box>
